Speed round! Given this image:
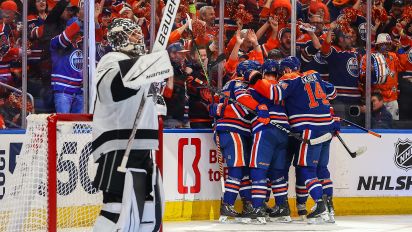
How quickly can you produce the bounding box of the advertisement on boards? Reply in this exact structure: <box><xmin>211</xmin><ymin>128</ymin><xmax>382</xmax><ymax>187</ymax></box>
<box><xmin>1</xmin><ymin>130</ymin><xmax>412</xmax><ymax>205</ymax></box>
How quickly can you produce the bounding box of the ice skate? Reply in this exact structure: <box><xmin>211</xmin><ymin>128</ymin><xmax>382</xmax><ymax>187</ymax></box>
<box><xmin>241</xmin><ymin>206</ymin><xmax>267</xmax><ymax>224</ymax></box>
<box><xmin>219</xmin><ymin>203</ymin><xmax>241</xmax><ymax>223</ymax></box>
<box><xmin>264</xmin><ymin>202</ymin><xmax>273</xmax><ymax>215</ymax></box>
<box><xmin>307</xmin><ymin>200</ymin><xmax>329</xmax><ymax>224</ymax></box>
<box><xmin>296</xmin><ymin>203</ymin><xmax>308</xmax><ymax>221</ymax></box>
<box><xmin>269</xmin><ymin>201</ymin><xmax>292</xmax><ymax>223</ymax></box>
<box><xmin>324</xmin><ymin>195</ymin><xmax>335</xmax><ymax>223</ymax></box>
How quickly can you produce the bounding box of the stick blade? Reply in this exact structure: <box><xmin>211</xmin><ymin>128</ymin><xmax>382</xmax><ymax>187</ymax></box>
<box><xmin>355</xmin><ymin>146</ymin><xmax>367</xmax><ymax>156</ymax></box>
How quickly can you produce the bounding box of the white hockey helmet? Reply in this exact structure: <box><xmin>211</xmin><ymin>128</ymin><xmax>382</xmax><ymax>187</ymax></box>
<box><xmin>107</xmin><ymin>18</ymin><xmax>146</xmax><ymax>56</ymax></box>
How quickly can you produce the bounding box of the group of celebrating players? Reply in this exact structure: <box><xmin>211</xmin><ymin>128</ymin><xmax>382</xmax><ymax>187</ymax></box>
<box><xmin>209</xmin><ymin>56</ymin><xmax>340</xmax><ymax>224</ymax></box>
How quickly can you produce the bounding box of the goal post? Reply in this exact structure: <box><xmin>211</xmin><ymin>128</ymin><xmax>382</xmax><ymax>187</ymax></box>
<box><xmin>47</xmin><ymin>114</ymin><xmax>95</xmax><ymax>232</ymax></box>
<box><xmin>0</xmin><ymin>113</ymin><xmax>164</xmax><ymax>231</ymax></box>
<box><xmin>0</xmin><ymin>114</ymin><xmax>101</xmax><ymax>232</ymax></box>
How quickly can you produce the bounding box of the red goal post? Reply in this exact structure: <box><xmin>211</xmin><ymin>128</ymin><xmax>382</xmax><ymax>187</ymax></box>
<box><xmin>0</xmin><ymin>113</ymin><xmax>164</xmax><ymax>232</ymax></box>
<box><xmin>0</xmin><ymin>114</ymin><xmax>100</xmax><ymax>232</ymax></box>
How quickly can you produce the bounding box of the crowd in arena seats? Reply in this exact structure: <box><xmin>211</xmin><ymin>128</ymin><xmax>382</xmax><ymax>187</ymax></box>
<box><xmin>0</xmin><ymin>0</ymin><xmax>411</xmax><ymax>129</ymax></box>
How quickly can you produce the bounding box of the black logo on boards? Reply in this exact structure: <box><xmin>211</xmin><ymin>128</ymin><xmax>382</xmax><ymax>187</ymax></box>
<box><xmin>394</xmin><ymin>139</ymin><xmax>412</xmax><ymax>171</ymax></box>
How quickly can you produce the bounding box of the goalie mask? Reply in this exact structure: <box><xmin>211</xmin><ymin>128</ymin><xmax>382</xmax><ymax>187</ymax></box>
<box><xmin>107</xmin><ymin>18</ymin><xmax>146</xmax><ymax>56</ymax></box>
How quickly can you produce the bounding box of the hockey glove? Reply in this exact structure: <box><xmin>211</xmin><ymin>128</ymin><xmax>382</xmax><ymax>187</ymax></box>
<box><xmin>209</xmin><ymin>103</ymin><xmax>225</xmax><ymax>117</ymax></box>
<box><xmin>248</xmin><ymin>71</ymin><xmax>263</xmax><ymax>85</ymax></box>
<box><xmin>332</xmin><ymin>116</ymin><xmax>341</xmax><ymax>135</ymax></box>
<box><xmin>256</xmin><ymin>104</ymin><xmax>270</xmax><ymax>125</ymax></box>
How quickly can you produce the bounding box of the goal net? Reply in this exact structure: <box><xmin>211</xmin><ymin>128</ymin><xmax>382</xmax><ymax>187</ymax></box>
<box><xmin>0</xmin><ymin>114</ymin><xmax>102</xmax><ymax>232</ymax></box>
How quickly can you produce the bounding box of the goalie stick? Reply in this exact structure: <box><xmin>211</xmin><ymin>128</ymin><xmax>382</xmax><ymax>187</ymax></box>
<box><xmin>192</xmin><ymin>78</ymin><xmax>332</xmax><ymax>145</ymax></box>
<box><xmin>118</xmin><ymin>0</ymin><xmax>181</xmax><ymax>173</ymax></box>
<box><xmin>336</xmin><ymin>133</ymin><xmax>367</xmax><ymax>158</ymax></box>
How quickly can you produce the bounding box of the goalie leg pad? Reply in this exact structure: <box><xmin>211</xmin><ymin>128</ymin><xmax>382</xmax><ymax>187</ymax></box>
<box><xmin>116</xmin><ymin>168</ymin><xmax>147</xmax><ymax>232</ymax></box>
<box><xmin>115</xmin><ymin>166</ymin><xmax>164</xmax><ymax>232</ymax></box>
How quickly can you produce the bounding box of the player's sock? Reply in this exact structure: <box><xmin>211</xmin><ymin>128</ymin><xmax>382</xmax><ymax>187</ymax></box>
<box><xmin>296</xmin><ymin>166</ymin><xmax>323</xmax><ymax>201</ymax></box>
<box><xmin>317</xmin><ymin>166</ymin><xmax>333</xmax><ymax>197</ymax></box>
<box><xmin>266</xmin><ymin>178</ymin><xmax>271</xmax><ymax>203</ymax></box>
<box><xmin>223</xmin><ymin>167</ymin><xmax>243</xmax><ymax>206</ymax></box>
<box><xmin>270</xmin><ymin>170</ymin><xmax>288</xmax><ymax>206</ymax></box>
<box><xmin>250</xmin><ymin>168</ymin><xmax>268</xmax><ymax>208</ymax></box>
<box><xmin>239</xmin><ymin>174</ymin><xmax>252</xmax><ymax>202</ymax></box>
<box><xmin>295</xmin><ymin>184</ymin><xmax>309</xmax><ymax>205</ymax></box>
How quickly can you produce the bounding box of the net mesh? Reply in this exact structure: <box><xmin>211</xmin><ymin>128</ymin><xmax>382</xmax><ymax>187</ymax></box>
<box><xmin>0</xmin><ymin>114</ymin><xmax>102</xmax><ymax>231</ymax></box>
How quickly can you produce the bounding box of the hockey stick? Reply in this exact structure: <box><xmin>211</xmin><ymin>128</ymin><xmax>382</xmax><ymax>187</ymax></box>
<box><xmin>192</xmin><ymin>78</ymin><xmax>332</xmax><ymax>145</ymax></box>
<box><xmin>336</xmin><ymin>133</ymin><xmax>367</xmax><ymax>158</ymax></box>
<box><xmin>118</xmin><ymin>96</ymin><xmax>147</xmax><ymax>172</ymax></box>
<box><xmin>118</xmin><ymin>0</ymin><xmax>181</xmax><ymax>172</ymax></box>
<box><xmin>186</xmin><ymin>14</ymin><xmax>212</xmax><ymax>84</ymax></box>
<box><xmin>185</xmin><ymin>14</ymin><xmax>227</xmax><ymax>192</ymax></box>
<box><xmin>341</xmin><ymin>118</ymin><xmax>382</xmax><ymax>138</ymax></box>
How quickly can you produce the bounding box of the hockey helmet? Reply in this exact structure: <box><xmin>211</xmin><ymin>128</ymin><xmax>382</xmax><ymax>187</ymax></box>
<box><xmin>236</xmin><ymin>60</ymin><xmax>261</xmax><ymax>79</ymax></box>
<box><xmin>107</xmin><ymin>18</ymin><xmax>146</xmax><ymax>56</ymax></box>
<box><xmin>279</xmin><ymin>56</ymin><xmax>301</xmax><ymax>73</ymax></box>
<box><xmin>262</xmin><ymin>59</ymin><xmax>280</xmax><ymax>76</ymax></box>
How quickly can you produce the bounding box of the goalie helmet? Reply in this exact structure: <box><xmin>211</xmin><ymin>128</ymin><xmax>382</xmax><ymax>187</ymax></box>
<box><xmin>107</xmin><ymin>18</ymin><xmax>146</xmax><ymax>56</ymax></box>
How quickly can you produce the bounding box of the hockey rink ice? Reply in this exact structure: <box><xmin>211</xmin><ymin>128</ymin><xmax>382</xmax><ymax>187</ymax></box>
<box><xmin>164</xmin><ymin>215</ymin><xmax>412</xmax><ymax>232</ymax></box>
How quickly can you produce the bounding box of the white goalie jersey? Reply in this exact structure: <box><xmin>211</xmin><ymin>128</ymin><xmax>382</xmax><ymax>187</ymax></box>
<box><xmin>92</xmin><ymin>51</ymin><xmax>168</xmax><ymax>161</ymax></box>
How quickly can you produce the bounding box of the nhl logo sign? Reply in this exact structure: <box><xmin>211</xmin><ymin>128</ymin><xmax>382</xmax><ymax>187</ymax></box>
<box><xmin>394</xmin><ymin>139</ymin><xmax>412</xmax><ymax>171</ymax></box>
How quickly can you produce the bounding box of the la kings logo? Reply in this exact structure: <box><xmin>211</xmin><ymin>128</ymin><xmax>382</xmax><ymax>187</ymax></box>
<box><xmin>394</xmin><ymin>139</ymin><xmax>412</xmax><ymax>171</ymax></box>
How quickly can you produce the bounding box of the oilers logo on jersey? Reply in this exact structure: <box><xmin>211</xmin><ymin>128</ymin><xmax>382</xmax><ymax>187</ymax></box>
<box><xmin>347</xmin><ymin>57</ymin><xmax>359</xmax><ymax>77</ymax></box>
<box><xmin>314</xmin><ymin>52</ymin><xmax>327</xmax><ymax>65</ymax></box>
<box><xmin>70</xmin><ymin>50</ymin><xmax>83</xmax><ymax>72</ymax></box>
<box><xmin>358</xmin><ymin>23</ymin><xmax>367</xmax><ymax>41</ymax></box>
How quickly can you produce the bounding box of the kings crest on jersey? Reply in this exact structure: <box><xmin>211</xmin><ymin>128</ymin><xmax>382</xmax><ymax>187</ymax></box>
<box><xmin>92</xmin><ymin>50</ymin><xmax>172</xmax><ymax>161</ymax></box>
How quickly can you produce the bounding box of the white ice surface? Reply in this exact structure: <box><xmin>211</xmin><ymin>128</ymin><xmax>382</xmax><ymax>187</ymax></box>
<box><xmin>164</xmin><ymin>215</ymin><xmax>412</xmax><ymax>232</ymax></box>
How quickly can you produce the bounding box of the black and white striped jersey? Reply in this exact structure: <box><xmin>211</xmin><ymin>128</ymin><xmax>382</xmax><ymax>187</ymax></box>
<box><xmin>92</xmin><ymin>51</ymin><xmax>159</xmax><ymax>161</ymax></box>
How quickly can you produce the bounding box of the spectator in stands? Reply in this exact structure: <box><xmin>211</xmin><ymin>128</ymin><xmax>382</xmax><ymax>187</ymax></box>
<box><xmin>275</xmin><ymin>28</ymin><xmax>292</xmax><ymax>58</ymax></box>
<box><xmin>371</xmin><ymin>92</ymin><xmax>393</xmax><ymax>128</ymax></box>
<box><xmin>225</xmin><ymin>29</ymin><xmax>264</xmax><ymax>75</ymax></box>
<box><xmin>42</xmin><ymin>0</ymin><xmax>76</xmax><ymax>42</ymax></box>
<box><xmin>199</xmin><ymin>5</ymin><xmax>215</xmax><ymax>28</ymax></box>
<box><xmin>50</xmin><ymin>16</ymin><xmax>84</xmax><ymax>113</ymax></box>
<box><xmin>28</xmin><ymin>0</ymin><xmax>56</xmax><ymax>113</ymax></box>
<box><xmin>95</xmin><ymin>5</ymin><xmax>112</xmax><ymax>63</ymax></box>
<box><xmin>373</xmin><ymin>33</ymin><xmax>403</xmax><ymax>120</ymax></box>
<box><xmin>267</xmin><ymin>49</ymin><xmax>283</xmax><ymax>60</ymax></box>
<box><xmin>185</xmin><ymin>45</ymin><xmax>214</xmax><ymax>128</ymax></box>
<box><xmin>0</xmin><ymin>0</ymin><xmax>21</xmax><ymax>89</ymax></box>
<box><xmin>163</xmin><ymin>42</ymin><xmax>190</xmax><ymax>128</ymax></box>
<box><xmin>196</xmin><ymin>5</ymin><xmax>218</xmax><ymax>46</ymax></box>
<box><xmin>321</xmin><ymin>22</ymin><xmax>362</xmax><ymax>123</ymax></box>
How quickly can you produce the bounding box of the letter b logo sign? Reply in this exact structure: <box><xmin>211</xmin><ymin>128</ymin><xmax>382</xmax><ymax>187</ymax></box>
<box><xmin>178</xmin><ymin>138</ymin><xmax>201</xmax><ymax>194</ymax></box>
